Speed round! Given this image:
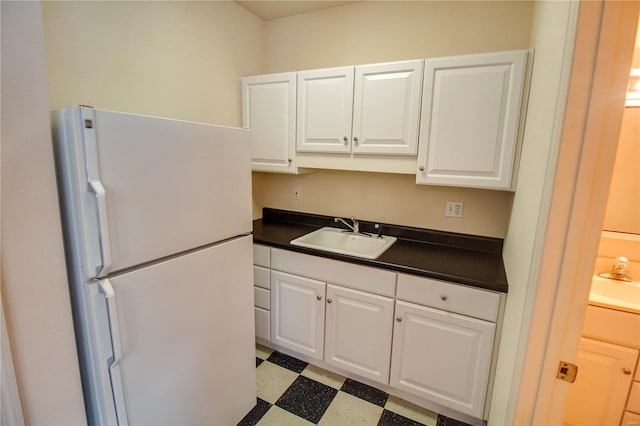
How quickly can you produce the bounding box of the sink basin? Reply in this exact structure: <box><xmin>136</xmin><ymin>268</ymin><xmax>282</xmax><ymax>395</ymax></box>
<box><xmin>589</xmin><ymin>275</ymin><xmax>640</xmax><ymax>314</ymax></box>
<box><xmin>290</xmin><ymin>227</ymin><xmax>397</xmax><ymax>260</ymax></box>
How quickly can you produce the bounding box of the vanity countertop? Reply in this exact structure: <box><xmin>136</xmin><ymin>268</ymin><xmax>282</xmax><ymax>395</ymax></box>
<box><xmin>589</xmin><ymin>275</ymin><xmax>640</xmax><ymax>315</ymax></box>
<box><xmin>253</xmin><ymin>208</ymin><xmax>508</xmax><ymax>293</ymax></box>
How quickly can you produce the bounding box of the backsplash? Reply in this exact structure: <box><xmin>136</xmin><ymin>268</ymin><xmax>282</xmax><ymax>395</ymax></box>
<box><xmin>593</xmin><ymin>231</ymin><xmax>640</xmax><ymax>279</ymax></box>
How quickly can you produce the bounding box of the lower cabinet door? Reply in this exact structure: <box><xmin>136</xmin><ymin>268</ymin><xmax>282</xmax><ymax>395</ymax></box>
<box><xmin>270</xmin><ymin>270</ymin><xmax>326</xmax><ymax>360</ymax></box>
<box><xmin>390</xmin><ymin>300</ymin><xmax>495</xmax><ymax>418</ymax></box>
<box><xmin>563</xmin><ymin>337</ymin><xmax>638</xmax><ymax>426</ymax></box>
<box><xmin>324</xmin><ymin>284</ymin><xmax>394</xmax><ymax>384</ymax></box>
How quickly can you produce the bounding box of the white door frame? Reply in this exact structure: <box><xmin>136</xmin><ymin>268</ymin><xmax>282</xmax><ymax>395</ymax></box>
<box><xmin>1</xmin><ymin>301</ymin><xmax>25</xmax><ymax>425</ymax></box>
<box><xmin>513</xmin><ymin>1</ymin><xmax>639</xmax><ymax>424</ymax></box>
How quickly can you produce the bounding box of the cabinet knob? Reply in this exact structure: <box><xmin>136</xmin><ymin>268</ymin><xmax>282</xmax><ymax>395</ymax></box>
<box><xmin>419</xmin><ymin>166</ymin><xmax>425</xmax><ymax>171</ymax></box>
<box><xmin>327</xmin><ymin>298</ymin><xmax>332</xmax><ymax>304</ymax></box>
<box><xmin>343</xmin><ymin>136</ymin><xmax>348</xmax><ymax>143</ymax></box>
<box><xmin>440</xmin><ymin>295</ymin><xmax>448</xmax><ymax>301</ymax></box>
<box><xmin>396</xmin><ymin>316</ymin><xmax>402</xmax><ymax>322</ymax></box>
<box><xmin>353</xmin><ymin>136</ymin><xmax>359</xmax><ymax>144</ymax></box>
<box><xmin>623</xmin><ymin>368</ymin><xmax>632</xmax><ymax>375</ymax></box>
<box><xmin>288</xmin><ymin>158</ymin><xmax>292</xmax><ymax>163</ymax></box>
<box><xmin>316</xmin><ymin>295</ymin><xmax>322</xmax><ymax>301</ymax></box>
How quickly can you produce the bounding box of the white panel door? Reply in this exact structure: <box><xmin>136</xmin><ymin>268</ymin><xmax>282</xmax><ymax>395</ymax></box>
<box><xmin>352</xmin><ymin>60</ymin><xmax>423</xmax><ymax>155</ymax></box>
<box><xmin>390</xmin><ymin>300</ymin><xmax>495</xmax><ymax>418</ymax></box>
<box><xmin>100</xmin><ymin>235</ymin><xmax>256</xmax><ymax>426</ymax></box>
<box><xmin>82</xmin><ymin>107</ymin><xmax>252</xmax><ymax>274</ymax></box>
<box><xmin>324</xmin><ymin>284</ymin><xmax>394</xmax><ymax>385</ymax></box>
<box><xmin>242</xmin><ymin>73</ymin><xmax>297</xmax><ymax>173</ymax></box>
<box><xmin>417</xmin><ymin>50</ymin><xmax>527</xmax><ymax>189</ymax></box>
<box><xmin>297</xmin><ymin>67</ymin><xmax>354</xmax><ymax>153</ymax></box>
<box><xmin>563</xmin><ymin>338</ymin><xmax>638</xmax><ymax>426</ymax></box>
<box><xmin>271</xmin><ymin>270</ymin><xmax>325</xmax><ymax>360</ymax></box>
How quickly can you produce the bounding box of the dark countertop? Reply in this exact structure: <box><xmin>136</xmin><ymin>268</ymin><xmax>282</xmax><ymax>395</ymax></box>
<box><xmin>253</xmin><ymin>209</ymin><xmax>508</xmax><ymax>293</ymax></box>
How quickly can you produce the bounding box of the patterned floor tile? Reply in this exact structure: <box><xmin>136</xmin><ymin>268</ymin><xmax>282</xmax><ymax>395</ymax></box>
<box><xmin>256</xmin><ymin>344</ymin><xmax>273</xmax><ymax>360</ymax></box>
<box><xmin>378</xmin><ymin>409</ymin><xmax>426</xmax><ymax>426</ymax></box>
<box><xmin>256</xmin><ymin>405</ymin><xmax>314</xmax><ymax>426</ymax></box>
<box><xmin>301</xmin><ymin>363</ymin><xmax>346</xmax><ymax>389</ymax></box>
<box><xmin>238</xmin><ymin>398</ymin><xmax>272</xmax><ymax>426</ymax></box>
<box><xmin>341</xmin><ymin>378</ymin><xmax>389</xmax><ymax>407</ymax></box>
<box><xmin>318</xmin><ymin>390</ymin><xmax>384</xmax><ymax>425</ymax></box>
<box><xmin>256</xmin><ymin>361</ymin><xmax>299</xmax><ymax>404</ymax></box>
<box><xmin>267</xmin><ymin>351</ymin><xmax>309</xmax><ymax>373</ymax></box>
<box><xmin>384</xmin><ymin>395</ymin><xmax>437</xmax><ymax>426</ymax></box>
<box><xmin>436</xmin><ymin>415</ymin><xmax>473</xmax><ymax>426</ymax></box>
<box><xmin>276</xmin><ymin>375</ymin><xmax>338</xmax><ymax>423</ymax></box>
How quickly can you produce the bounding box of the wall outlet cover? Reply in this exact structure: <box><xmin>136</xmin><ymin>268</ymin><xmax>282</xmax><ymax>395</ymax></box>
<box><xmin>445</xmin><ymin>201</ymin><xmax>463</xmax><ymax>218</ymax></box>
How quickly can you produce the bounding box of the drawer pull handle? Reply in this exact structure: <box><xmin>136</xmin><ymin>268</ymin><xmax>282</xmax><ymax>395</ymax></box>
<box><xmin>623</xmin><ymin>368</ymin><xmax>632</xmax><ymax>375</ymax></box>
<box><xmin>440</xmin><ymin>295</ymin><xmax>448</xmax><ymax>301</ymax></box>
<box><xmin>396</xmin><ymin>316</ymin><xmax>402</xmax><ymax>322</ymax></box>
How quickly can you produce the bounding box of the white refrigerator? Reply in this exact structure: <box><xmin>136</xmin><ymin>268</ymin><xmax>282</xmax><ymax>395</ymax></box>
<box><xmin>54</xmin><ymin>106</ymin><xmax>256</xmax><ymax>425</ymax></box>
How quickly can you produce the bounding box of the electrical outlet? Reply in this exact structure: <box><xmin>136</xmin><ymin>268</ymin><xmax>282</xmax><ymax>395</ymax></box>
<box><xmin>445</xmin><ymin>201</ymin><xmax>463</xmax><ymax>218</ymax></box>
<box><xmin>293</xmin><ymin>187</ymin><xmax>301</xmax><ymax>200</ymax></box>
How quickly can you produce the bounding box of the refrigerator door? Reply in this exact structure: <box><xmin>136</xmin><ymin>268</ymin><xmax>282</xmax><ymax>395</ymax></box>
<box><xmin>57</xmin><ymin>106</ymin><xmax>252</xmax><ymax>277</ymax></box>
<box><xmin>99</xmin><ymin>235</ymin><xmax>256</xmax><ymax>425</ymax></box>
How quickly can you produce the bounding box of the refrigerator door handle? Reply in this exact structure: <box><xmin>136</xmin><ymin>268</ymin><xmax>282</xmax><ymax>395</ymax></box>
<box><xmin>89</xmin><ymin>180</ymin><xmax>113</xmax><ymax>278</ymax></box>
<box><xmin>81</xmin><ymin>107</ymin><xmax>112</xmax><ymax>278</ymax></box>
<box><xmin>98</xmin><ymin>279</ymin><xmax>129</xmax><ymax>426</ymax></box>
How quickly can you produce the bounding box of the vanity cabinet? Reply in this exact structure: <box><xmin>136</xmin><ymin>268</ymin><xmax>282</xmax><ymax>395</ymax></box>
<box><xmin>324</xmin><ymin>284</ymin><xmax>394</xmax><ymax>385</ymax></box>
<box><xmin>296</xmin><ymin>60</ymin><xmax>423</xmax><ymax>155</ymax></box>
<box><xmin>416</xmin><ymin>50</ymin><xmax>528</xmax><ymax>190</ymax></box>
<box><xmin>270</xmin><ymin>270</ymin><xmax>326</xmax><ymax>360</ymax></box>
<box><xmin>390</xmin><ymin>274</ymin><xmax>500</xmax><ymax>418</ymax></box>
<box><xmin>241</xmin><ymin>73</ymin><xmax>297</xmax><ymax>173</ymax></box>
<box><xmin>563</xmin><ymin>305</ymin><xmax>640</xmax><ymax>426</ymax></box>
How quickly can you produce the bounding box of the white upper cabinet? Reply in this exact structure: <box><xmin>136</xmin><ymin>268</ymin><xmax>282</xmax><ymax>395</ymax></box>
<box><xmin>297</xmin><ymin>60</ymin><xmax>423</xmax><ymax>156</ymax></box>
<box><xmin>242</xmin><ymin>73</ymin><xmax>297</xmax><ymax>173</ymax></box>
<box><xmin>297</xmin><ymin>67</ymin><xmax>354</xmax><ymax>153</ymax></box>
<box><xmin>416</xmin><ymin>50</ymin><xmax>528</xmax><ymax>190</ymax></box>
<box><xmin>353</xmin><ymin>60</ymin><xmax>423</xmax><ymax>155</ymax></box>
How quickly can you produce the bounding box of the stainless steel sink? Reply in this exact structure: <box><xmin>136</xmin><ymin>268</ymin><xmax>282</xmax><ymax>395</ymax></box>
<box><xmin>290</xmin><ymin>227</ymin><xmax>397</xmax><ymax>260</ymax></box>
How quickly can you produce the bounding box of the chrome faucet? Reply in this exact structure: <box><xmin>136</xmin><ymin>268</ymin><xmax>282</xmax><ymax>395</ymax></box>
<box><xmin>334</xmin><ymin>217</ymin><xmax>359</xmax><ymax>234</ymax></box>
<box><xmin>598</xmin><ymin>256</ymin><xmax>633</xmax><ymax>282</ymax></box>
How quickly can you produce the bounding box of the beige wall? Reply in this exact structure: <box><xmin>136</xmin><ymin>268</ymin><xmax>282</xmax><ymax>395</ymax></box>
<box><xmin>602</xmin><ymin>107</ymin><xmax>640</xmax><ymax>234</ymax></box>
<box><xmin>1</xmin><ymin>2</ymin><xmax>86</xmax><ymax>423</ymax></box>
<box><xmin>42</xmin><ymin>0</ymin><xmax>264</xmax><ymax>126</ymax></box>
<box><xmin>253</xmin><ymin>1</ymin><xmax>534</xmax><ymax>238</ymax></box>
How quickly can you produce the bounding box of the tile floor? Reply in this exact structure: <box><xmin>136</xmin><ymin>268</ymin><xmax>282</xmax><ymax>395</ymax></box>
<box><xmin>238</xmin><ymin>344</ymin><xmax>472</xmax><ymax>426</ymax></box>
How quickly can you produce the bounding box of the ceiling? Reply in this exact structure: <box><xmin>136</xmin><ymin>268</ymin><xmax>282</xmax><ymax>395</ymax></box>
<box><xmin>235</xmin><ymin>1</ymin><xmax>357</xmax><ymax>21</ymax></box>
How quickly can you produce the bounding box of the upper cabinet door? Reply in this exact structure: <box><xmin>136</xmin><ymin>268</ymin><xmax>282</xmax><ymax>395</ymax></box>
<box><xmin>242</xmin><ymin>73</ymin><xmax>297</xmax><ymax>173</ymax></box>
<box><xmin>417</xmin><ymin>50</ymin><xmax>528</xmax><ymax>190</ymax></box>
<box><xmin>297</xmin><ymin>67</ymin><xmax>354</xmax><ymax>153</ymax></box>
<box><xmin>352</xmin><ymin>60</ymin><xmax>424</xmax><ymax>155</ymax></box>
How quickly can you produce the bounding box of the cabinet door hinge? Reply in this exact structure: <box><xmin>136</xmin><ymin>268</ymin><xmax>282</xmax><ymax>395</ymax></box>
<box><xmin>557</xmin><ymin>361</ymin><xmax>578</xmax><ymax>383</ymax></box>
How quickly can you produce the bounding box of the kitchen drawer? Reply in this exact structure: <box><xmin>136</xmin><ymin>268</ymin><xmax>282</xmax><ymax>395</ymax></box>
<box><xmin>254</xmin><ymin>266</ymin><xmax>270</xmax><ymax>289</ymax></box>
<box><xmin>396</xmin><ymin>273</ymin><xmax>500</xmax><ymax>322</ymax></box>
<box><xmin>623</xmin><ymin>411</ymin><xmax>640</xmax><ymax>425</ymax></box>
<box><xmin>271</xmin><ymin>248</ymin><xmax>396</xmax><ymax>297</ymax></box>
<box><xmin>253</xmin><ymin>244</ymin><xmax>270</xmax><ymax>268</ymax></box>
<box><xmin>254</xmin><ymin>286</ymin><xmax>270</xmax><ymax>310</ymax></box>
<box><xmin>583</xmin><ymin>305</ymin><xmax>640</xmax><ymax>349</ymax></box>
<box><xmin>255</xmin><ymin>307</ymin><xmax>270</xmax><ymax>341</ymax></box>
<box><xmin>628</xmin><ymin>381</ymin><xmax>640</xmax><ymax>414</ymax></box>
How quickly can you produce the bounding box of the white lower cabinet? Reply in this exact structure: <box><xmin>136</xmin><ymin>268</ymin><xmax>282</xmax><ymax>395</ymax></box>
<box><xmin>390</xmin><ymin>300</ymin><xmax>495</xmax><ymax>418</ymax></box>
<box><xmin>324</xmin><ymin>284</ymin><xmax>394</xmax><ymax>385</ymax></box>
<box><xmin>264</xmin><ymin>248</ymin><xmax>503</xmax><ymax>422</ymax></box>
<box><xmin>270</xmin><ymin>270</ymin><xmax>326</xmax><ymax>360</ymax></box>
